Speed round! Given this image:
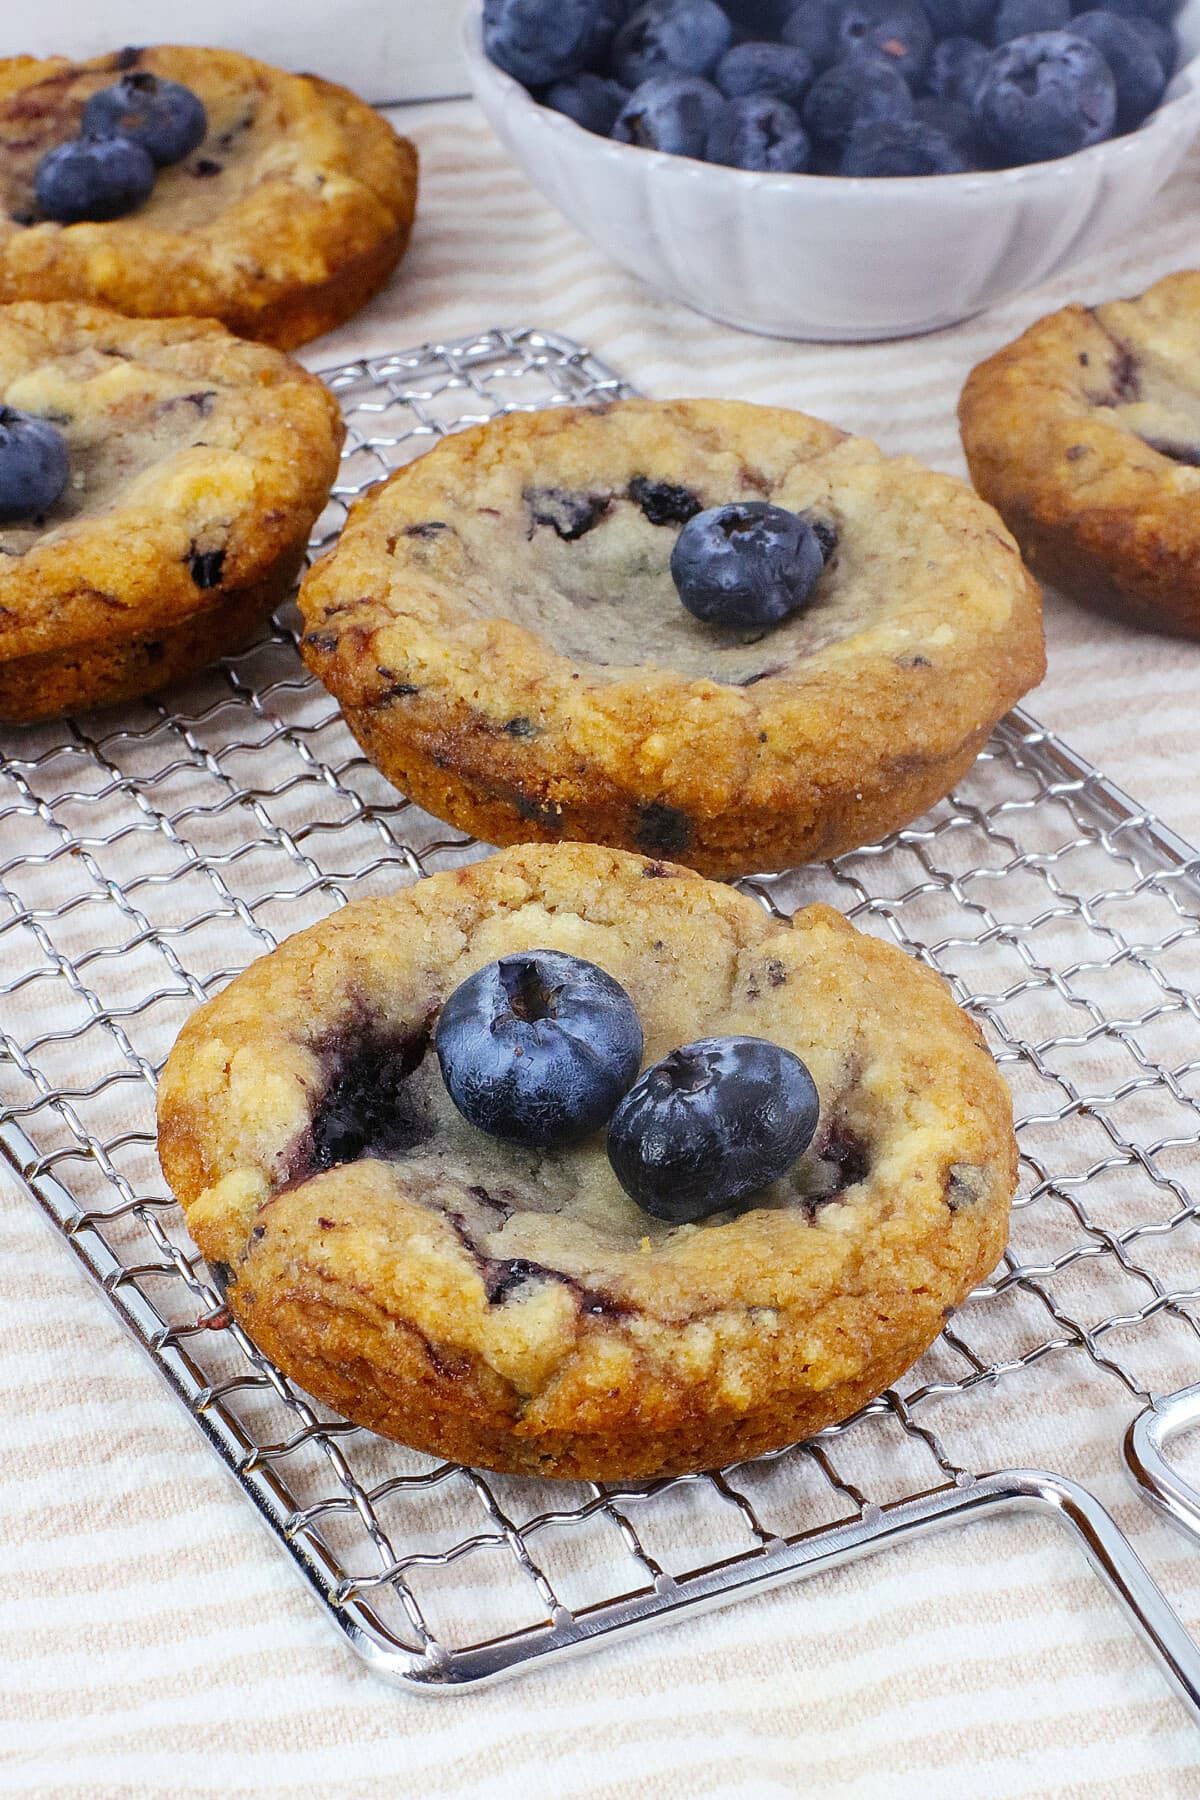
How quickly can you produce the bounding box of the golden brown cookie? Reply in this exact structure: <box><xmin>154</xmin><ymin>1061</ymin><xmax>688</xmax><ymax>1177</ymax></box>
<box><xmin>0</xmin><ymin>46</ymin><xmax>417</xmax><ymax>348</ymax></box>
<box><xmin>298</xmin><ymin>398</ymin><xmax>1044</xmax><ymax>879</ymax></box>
<box><xmin>157</xmin><ymin>841</ymin><xmax>1018</xmax><ymax>1481</ymax></box>
<box><xmin>0</xmin><ymin>300</ymin><xmax>342</xmax><ymax>722</ymax></box>
<box><xmin>960</xmin><ymin>270</ymin><xmax>1200</xmax><ymax>639</ymax></box>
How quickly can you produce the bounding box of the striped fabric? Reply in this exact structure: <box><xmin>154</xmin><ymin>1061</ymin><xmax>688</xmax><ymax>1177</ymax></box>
<box><xmin>4</xmin><ymin>98</ymin><xmax>1200</xmax><ymax>1798</ymax></box>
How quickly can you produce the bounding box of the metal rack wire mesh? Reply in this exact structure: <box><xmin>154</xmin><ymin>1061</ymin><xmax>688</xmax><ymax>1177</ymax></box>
<box><xmin>3</xmin><ymin>327</ymin><xmax>1200</xmax><ymax>1694</ymax></box>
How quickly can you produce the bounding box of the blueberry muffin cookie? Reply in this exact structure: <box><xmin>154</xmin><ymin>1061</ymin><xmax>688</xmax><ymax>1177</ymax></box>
<box><xmin>0</xmin><ymin>300</ymin><xmax>342</xmax><ymax>722</ymax></box>
<box><xmin>157</xmin><ymin>841</ymin><xmax>1017</xmax><ymax>1480</ymax></box>
<box><xmin>960</xmin><ymin>270</ymin><xmax>1200</xmax><ymax>639</ymax></box>
<box><xmin>0</xmin><ymin>46</ymin><xmax>418</xmax><ymax>349</ymax></box>
<box><xmin>298</xmin><ymin>399</ymin><xmax>1044</xmax><ymax>878</ymax></box>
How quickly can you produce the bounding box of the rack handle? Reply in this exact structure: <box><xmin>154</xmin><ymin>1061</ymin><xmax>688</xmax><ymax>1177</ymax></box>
<box><xmin>1126</xmin><ymin>1385</ymin><xmax>1200</xmax><ymax>1542</ymax></box>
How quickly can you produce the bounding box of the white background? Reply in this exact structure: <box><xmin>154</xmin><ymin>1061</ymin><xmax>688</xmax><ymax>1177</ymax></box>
<box><xmin>0</xmin><ymin>2</ymin><xmax>468</xmax><ymax>103</ymax></box>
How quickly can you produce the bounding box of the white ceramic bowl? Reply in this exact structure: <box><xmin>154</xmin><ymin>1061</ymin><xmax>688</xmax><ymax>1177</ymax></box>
<box><xmin>463</xmin><ymin>0</ymin><xmax>1200</xmax><ymax>341</ymax></box>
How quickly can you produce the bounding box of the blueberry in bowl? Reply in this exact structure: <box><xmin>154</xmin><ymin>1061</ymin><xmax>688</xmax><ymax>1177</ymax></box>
<box><xmin>991</xmin><ymin>0</ymin><xmax>1071</xmax><ymax>42</ymax></box>
<box><xmin>912</xmin><ymin>93</ymin><xmax>978</xmax><ymax>155</ymax></box>
<box><xmin>611</xmin><ymin>0</ymin><xmax>734</xmax><ymax>83</ymax></box>
<box><xmin>465</xmin><ymin>0</ymin><xmax>1200</xmax><ymax>337</ymax></box>
<box><xmin>705</xmin><ymin>95</ymin><xmax>812</xmax><ymax>167</ymax></box>
<box><xmin>544</xmin><ymin>71</ymin><xmax>631</xmax><ymax>134</ymax></box>
<box><xmin>977</xmin><ymin>30</ymin><xmax>1117</xmax><ymax>160</ymax></box>
<box><xmin>835</xmin><ymin>1</ymin><xmax>935</xmax><ymax>81</ymax></box>
<box><xmin>803</xmin><ymin>54</ymin><xmax>917</xmax><ymax>150</ymax></box>
<box><xmin>613</xmin><ymin>75</ymin><xmax>725</xmax><ymax>151</ymax></box>
<box><xmin>926</xmin><ymin>34</ymin><xmax>992</xmax><ymax>101</ymax></box>
<box><xmin>842</xmin><ymin>114</ymin><xmax>971</xmax><ymax>171</ymax></box>
<box><xmin>483</xmin><ymin>0</ymin><xmax>618</xmax><ymax>85</ymax></box>
<box><xmin>715</xmin><ymin>40</ymin><xmax>816</xmax><ymax>107</ymax></box>
<box><xmin>483</xmin><ymin>0</ymin><xmax>1191</xmax><ymax>175</ymax></box>
<box><xmin>1070</xmin><ymin>10</ymin><xmax>1170</xmax><ymax>127</ymax></box>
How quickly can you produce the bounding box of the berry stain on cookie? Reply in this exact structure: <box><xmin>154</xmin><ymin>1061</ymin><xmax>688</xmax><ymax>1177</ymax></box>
<box><xmin>635</xmin><ymin>802</ymin><xmax>692</xmax><ymax>856</ymax></box>
<box><xmin>524</xmin><ymin>486</ymin><xmax>612</xmax><ymax>541</ymax></box>
<box><xmin>186</xmin><ymin>545</ymin><xmax>225</xmax><ymax>588</ymax></box>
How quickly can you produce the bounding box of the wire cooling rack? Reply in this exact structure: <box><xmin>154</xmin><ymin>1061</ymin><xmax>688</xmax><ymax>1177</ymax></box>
<box><xmin>4</xmin><ymin>326</ymin><xmax>1200</xmax><ymax>1702</ymax></box>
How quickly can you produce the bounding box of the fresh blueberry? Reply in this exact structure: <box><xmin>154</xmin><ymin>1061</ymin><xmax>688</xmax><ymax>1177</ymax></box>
<box><xmin>611</xmin><ymin>0</ymin><xmax>733</xmax><ymax>84</ymax></box>
<box><xmin>0</xmin><ymin>408</ymin><xmax>69</xmax><ymax>522</ymax></box>
<box><xmin>781</xmin><ymin>0</ymin><xmax>844</xmax><ymax>69</ymax></box>
<box><xmin>923</xmin><ymin>0</ymin><xmax>997</xmax><ymax>34</ymax></box>
<box><xmin>607</xmin><ymin>1036</ymin><xmax>821</xmax><ymax>1223</ymax></box>
<box><xmin>842</xmin><ymin>114</ymin><xmax>970</xmax><ymax>169</ymax></box>
<box><xmin>836</xmin><ymin>2</ymin><xmax>935</xmax><ymax>82</ymax></box>
<box><xmin>723</xmin><ymin>0</ymin><xmax>797</xmax><ymax>35</ymax></box>
<box><xmin>435</xmin><ymin>950</ymin><xmax>643</xmax><ymax>1149</ymax></box>
<box><xmin>81</xmin><ymin>72</ymin><xmax>207</xmax><ymax>166</ymax></box>
<box><xmin>543</xmin><ymin>71</ymin><xmax>630</xmax><ymax>132</ymax></box>
<box><xmin>913</xmin><ymin>94</ymin><xmax>977</xmax><ymax>156</ymax></box>
<box><xmin>1070</xmin><ymin>10</ymin><xmax>1168</xmax><ymax>128</ymax></box>
<box><xmin>991</xmin><ymin>0</ymin><xmax>1070</xmax><ymax>39</ymax></box>
<box><xmin>926</xmin><ymin>34</ymin><xmax>992</xmax><ymax>103</ymax></box>
<box><xmin>1074</xmin><ymin>0</ymin><xmax>1177</xmax><ymax>25</ymax></box>
<box><xmin>716</xmin><ymin>40</ymin><xmax>816</xmax><ymax>108</ymax></box>
<box><xmin>707</xmin><ymin>95</ymin><xmax>812</xmax><ymax>167</ymax></box>
<box><xmin>613</xmin><ymin>76</ymin><xmax>725</xmax><ymax>153</ymax></box>
<box><xmin>483</xmin><ymin>0</ymin><xmax>604</xmax><ymax>86</ymax></box>
<box><xmin>1118</xmin><ymin>15</ymin><xmax>1177</xmax><ymax>78</ymax></box>
<box><xmin>977</xmin><ymin>31</ymin><xmax>1116</xmax><ymax>161</ymax></box>
<box><xmin>670</xmin><ymin>501</ymin><xmax>825</xmax><ymax>628</ymax></box>
<box><xmin>803</xmin><ymin>55</ymin><xmax>914</xmax><ymax>147</ymax></box>
<box><xmin>35</xmin><ymin>133</ymin><xmax>156</xmax><ymax>224</ymax></box>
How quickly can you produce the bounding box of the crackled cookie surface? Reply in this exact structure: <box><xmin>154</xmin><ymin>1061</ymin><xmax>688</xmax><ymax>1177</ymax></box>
<box><xmin>299</xmin><ymin>398</ymin><xmax>1044</xmax><ymax>878</ymax></box>
<box><xmin>0</xmin><ymin>300</ymin><xmax>342</xmax><ymax>721</ymax></box>
<box><xmin>0</xmin><ymin>46</ymin><xmax>417</xmax><ymax>347</ymax></box>
<box><xmin>157</xmin><ymin>842</ymin><xmax>1017</xmax><ymax>1480</ymax></box>
<box><xmin>960</xmin><ymin>270</ymin><xmax>1200</xmax><ymax>639</ymax></box>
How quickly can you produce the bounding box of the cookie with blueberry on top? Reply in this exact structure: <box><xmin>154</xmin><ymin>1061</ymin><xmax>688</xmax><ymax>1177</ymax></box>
<box><xmin>298</xmin><ymin>397</ymin><xmax>1044</xmax><ymax>877</ymax></box>
<box><xmin>0</xmin><ymin>299</ymin><xmax>342</xmax><ymax>722</ymax></box>
<box><xmin>157</xmin><ymin>841</ymin><xmax>1018</xmax><ymax>1480</ymax></box>
<box><xmin>0</xmin><ymin>45</ymin><xmax>417</xmax><ymax>348</ymax></box>
<box><xmin>960</xmin><ymin>269</ymin><xmax>1200</xmax><ymax>639</ymax></box>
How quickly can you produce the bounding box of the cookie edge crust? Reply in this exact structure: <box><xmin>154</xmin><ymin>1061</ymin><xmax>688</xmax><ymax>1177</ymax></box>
<box><xmin>219</xmin><ymin>1284</ymin><xmax>1000</xmax><ymax>1480</ymax></box>
<box><xmin>326</xmin><ymin>691</ymin><xmax>1003</xmax><ymax>876</ymax></box>
<box><xmin>0</xmin><ymin>540</ymin><xmax>307</xmax><ymax>721</ymax></box>
<box><xmin>157</xmin><ymin>842</ymin><xmax>1018</xmax><ymax>1481</ymax></box>
<box><xmin>959</xmin><ymin>283</ymin><xmax>1200</xmax><ymax>640</ymax></box>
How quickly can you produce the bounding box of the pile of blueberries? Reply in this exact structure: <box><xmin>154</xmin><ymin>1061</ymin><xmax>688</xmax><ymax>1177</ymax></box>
<box><xmin>436</xmin><ymin>949</ymin><xmax>822</xmax><ymax>1222</ymax></box>
<box><xmin>483</xmin><ymin>0</ymin><xmax>1183</xmax><ymax>176</ymax></box>
<box><xmin>33</xmin><ymin>72</ymin><xmax>208</xmax><ymax>225</ymax></box>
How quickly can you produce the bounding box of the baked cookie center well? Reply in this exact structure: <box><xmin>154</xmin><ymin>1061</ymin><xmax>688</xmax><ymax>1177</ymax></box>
<box><xmin>453</xmin><ymin>480</ymin><xmax>852</xmax><ymax>683</ymax></box>
<box><xmin>273</xmin><ymin>1013</ymin><xmax>876</xmax><ymax>1314</ymax></box>
<box><xmin>1</xmin><ymin>50</ymin><xmax>290</xmax><ymax>234</ymax></box>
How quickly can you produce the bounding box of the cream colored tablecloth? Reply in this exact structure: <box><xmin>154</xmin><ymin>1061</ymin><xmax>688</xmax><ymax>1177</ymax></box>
<box><xmin>4</xmin><ymin>99</ymin><xmax>1200</xmax><ymax>1799</ymax></box>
